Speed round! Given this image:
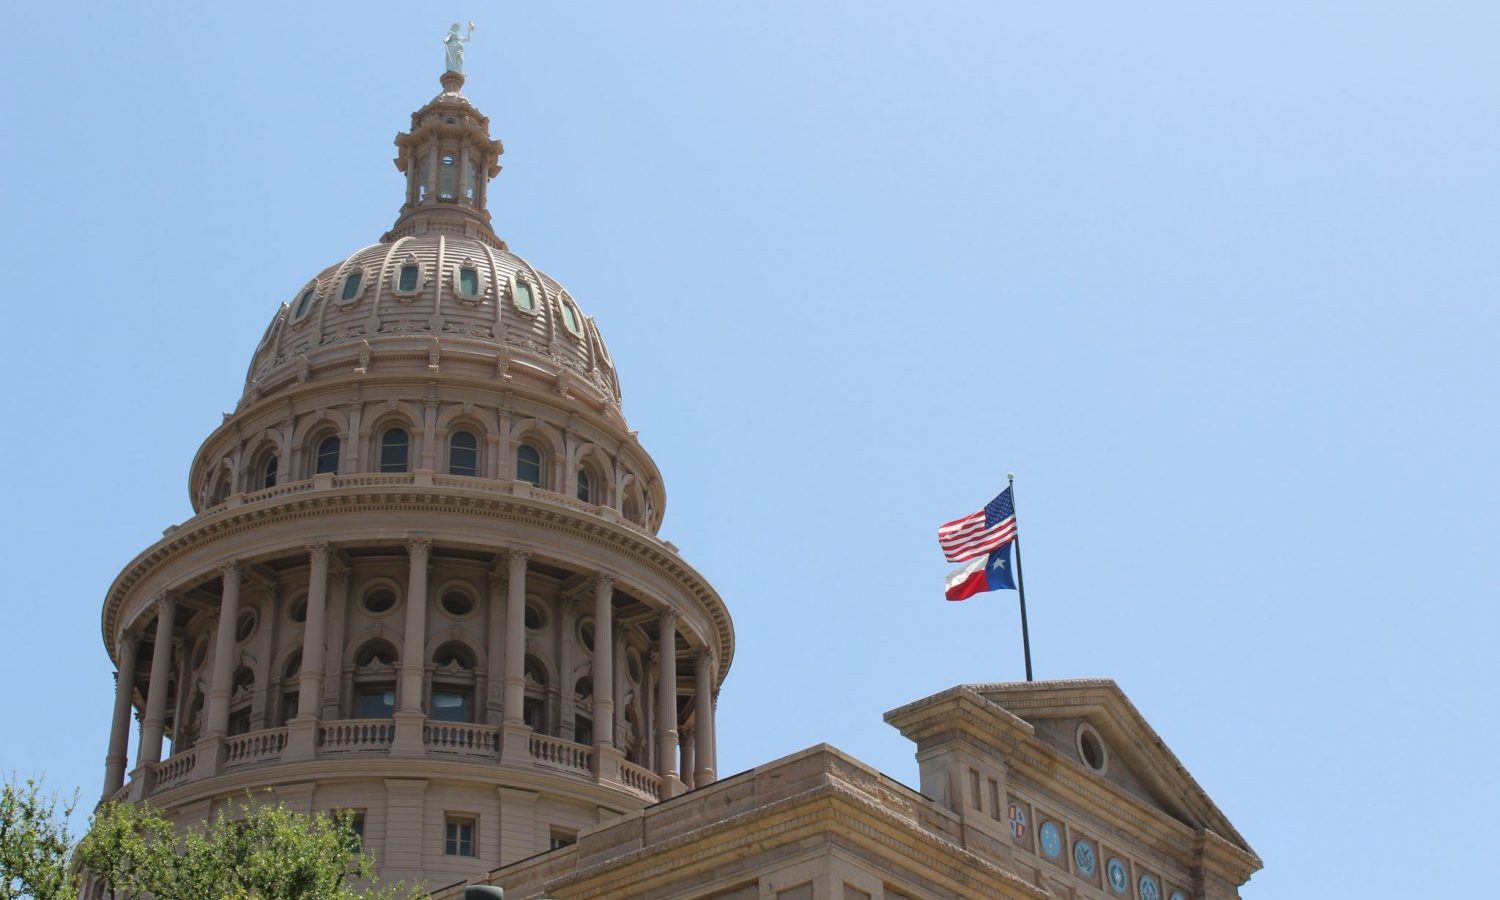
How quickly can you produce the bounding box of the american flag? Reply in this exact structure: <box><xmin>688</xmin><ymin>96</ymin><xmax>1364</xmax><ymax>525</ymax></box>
<box><xmin>937</xmin><ymin>487</ymin><xmax>1017</xmax><ymax>562</ymax></box>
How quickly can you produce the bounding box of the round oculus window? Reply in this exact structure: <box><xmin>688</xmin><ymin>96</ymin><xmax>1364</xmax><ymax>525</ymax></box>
<box><xmin>1076</xmin><ymin>721</ymin><xmax>1108</xmax><ymax>774</ymax></box>
<box><xmin>288</xmin><ymin>597</ymin><xmax>308</xmax><ymax>623</ymax></box>
<box><xmin>524</xmin><ymin>603</ymin><xmax>545</xmax><ymax>630</ymax></box>
<box><xmin>363</xmin><ymin>588</ymin><xmax>397</xmax><ymax>614</ymax></box>
<box><xmin>440</xmin><ymin>590</ymin><xmax>474</xmax><ymax>617</ymax></box>
<box><xmin>235</xmin><ymin>610</ymin><xmax>257</xmax><ymax>643</ymax></box>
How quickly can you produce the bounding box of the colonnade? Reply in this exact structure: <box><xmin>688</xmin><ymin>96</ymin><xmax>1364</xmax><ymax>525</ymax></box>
<box><xmin>101</xmin><ymin>541</ymin><xmax>719</xmax><ymax>799</ymax></box>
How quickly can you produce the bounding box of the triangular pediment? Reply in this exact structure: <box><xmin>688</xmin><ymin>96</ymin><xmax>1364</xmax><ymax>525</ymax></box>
<box><xmin>967</xmin><ymin>679</ymin><xmax>1253</xmax><ymax>856</ymax></box>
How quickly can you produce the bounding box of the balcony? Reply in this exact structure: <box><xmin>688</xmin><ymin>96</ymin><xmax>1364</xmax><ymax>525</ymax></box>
<box><xmin>129</xmin><ymin>720</ymin><xmax>662</xmax><ymax>806</ymax></box>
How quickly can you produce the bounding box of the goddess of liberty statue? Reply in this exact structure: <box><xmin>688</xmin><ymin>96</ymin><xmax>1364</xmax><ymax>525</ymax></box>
<box><xmin>444</xmin><ymin>21</ymin><xmax>476</xmax><ymax>73</ymax></box>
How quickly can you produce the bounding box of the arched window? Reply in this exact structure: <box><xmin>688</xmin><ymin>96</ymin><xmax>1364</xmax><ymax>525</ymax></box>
<box><xmin>458</xmin><ymin>266</ymin><xmax>479</xmax><ymax>297</ymax></box>
<box><xmin>398</xmin><ymin>264</ymin><xmax>420</xmax><ymax>292</ymax></box>
<box><xmin>380</xmin><ymin>427</ymin><xmax>409</xmax><ymax>473</ymax></box>
<box><xmin>449</xmin><ymin>431</ymin><xmax>479</xmax><ymax>477</ymax></box>
<box><xmin>279</xmin><ymin>652</ymin><xmax>302</xmax><ymax>725</ymax></box>
<box><xmin>261</xmin><ymin>454</ymin><xmax>278</xmax><ymax>489</ymax></box>
<box><xmin>417</xmin><ymin>157</ymin><xmax>430</xmax><ymax>202</ymax></box>
<box><xmin>576</xmin><ymin>468</ymin><xmax>592</xmax><ymax>503</ymax></box>
<box><xmin>353</xmin><ymin>640</ymin><xmax>398</xmax><ymax>719</ymax></box>
<box><xmin>431</xmin><ymin>642</ymin><xmax>476</xmax><ymax>723</ymax></box>
<box><xmin>314</xmin><ymin>435</ymin><xmax>340</xmax><ymax>475</ymax></box>
<box><xmin>439</xmin><ymin>154</ymin><xmax>457</xmax><ymax>200</ymax></box>
<box><xmin>523</xmin><ymin>656</ymin><xmax>549</xmax><ymax>733</ymax></box>
<box><xmin>209</xmin><ymin>471</ymin><xmax>231</xmax><ymax>506</ymax></box>
<box><xmin>293</xmin><ymin>287</ymin><xmax>314</xmax><ymax>319</ymax></box>
<box><xmin>464</xmin><ymin>161</ymin><xmax>477</xmax><ymax>200</ymax></box>
<box><xmin>513</xmin><ymin>279</ymin><xmax>535</xmax><ymax>311</ymax></box>
<box><xmin>229</xmin><ymin>667</ymin><xmax>255</xmax><ymax>736</ymax></box>
<box><xmin>516</xmin><ymin>443</ymin><xmax>542</xmax><ymax>487</ymax></box>
<box><xmin>340</xmin><ymin>271</ymin><xmax>362</xmax><ymax>301</ymax></box>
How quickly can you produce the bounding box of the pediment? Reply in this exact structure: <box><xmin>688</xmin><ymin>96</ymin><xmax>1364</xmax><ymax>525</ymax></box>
<box><xmin>968</xmin><ymin>679</ymin><xmax>1253</xmax><ymax>856</ymax></box>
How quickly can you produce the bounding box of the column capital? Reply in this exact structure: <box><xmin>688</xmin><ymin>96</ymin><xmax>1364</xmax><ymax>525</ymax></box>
<box><xmin>506</xmin><ymin>548</ymin><xmax>532</xmax><ymax>568</ymax></box>
<box><xmin>406</xmin><ymin>537</ymin><xmax>432</xmax><ymax>557</ymax></box>
<box><xmin>151</xmin><ymin>591</ymin><xmax>176</xmax><ymax>617</ymax></box>
<box><xmin>658</xmin><ymin>608</ymin><xmax>678</xmax><ymax>630</ymax></box>
<box><xmin>306</xmin><ymin>541</ymin><xmax>332</xmax><ymax>560</ymax></box>
<box><xmin>219</xmin><ymin>560</ymin><xmax>241</xmax><ymax>580</ymax></box>
<box><xmin>695</xmin><ymin>648</ymin><xmax>716</xmax><ymax>669</ymax></box>
<box><xmin>593</xmin><ymin>572</ymin><xmax>616</xmax><ymax>594</ymax></box>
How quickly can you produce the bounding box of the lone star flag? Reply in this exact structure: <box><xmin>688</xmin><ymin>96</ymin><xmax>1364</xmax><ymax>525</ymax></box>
<box><xmin>944</xmin><ymin>542</ymin><xmax>1017</xmax><ymax>601</ymax></box>
<box><xmin>937</xmin><ymin>487</ymin><xmax>1017</xmax><ymax>562</ymax></box>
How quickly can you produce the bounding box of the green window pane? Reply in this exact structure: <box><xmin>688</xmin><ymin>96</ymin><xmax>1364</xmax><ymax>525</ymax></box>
<box><xmin>341</xmin><ymin>272</ymin><xmax>362</xmax><ymax>300</ymax></box>
<box><xmin>460</xmin><ymin>267</ymin><xmax>479</xmax><ymax>296</ymax></box>
<box><xmin>398</xmin><ymin>264</ymin><xmax>419</xmax><ymax>292</ymax></box>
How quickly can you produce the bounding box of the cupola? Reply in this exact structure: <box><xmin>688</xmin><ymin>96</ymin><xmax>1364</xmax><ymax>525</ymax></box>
<box><xmin>385</xmin><ymin>70</ymin><xmax>506</xmax><ymax>247</ymax></box>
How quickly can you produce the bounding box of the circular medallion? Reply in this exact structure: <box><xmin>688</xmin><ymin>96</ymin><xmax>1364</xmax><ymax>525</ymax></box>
<box><xmin>1169</xmin><ymin>892</ymin><xmax>1187</xmax><ymax>900</ymax></box>
<box><xmin>1106</xmin><ymin>858</ymin><xmax>1128</xmax><ymax>893</ymax></box>
<box><xmin>1007</xmin><ymin>802</ymin><xmax>1028</xmax><ymax>841</ymax></box>
<box><xmin>1039</xmin><ymin>821</ymin><xmax>1061</xmax><ymax>858</ymax></box>
<box><xmin>1072</xmin><ymin>839</ymin><xmax>1096</xmax><ymax>876</ymax></box>
<box><xmin>1139</xmin><ymin>875</ymin><xmax>1160</xmax><ymax>900</ymax></box>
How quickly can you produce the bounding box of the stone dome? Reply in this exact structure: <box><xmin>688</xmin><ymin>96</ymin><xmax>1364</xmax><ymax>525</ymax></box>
<box><xmin>242</xmin><ymin>235</ymin><xmax>622</xmax><ymax>415</ymax></box>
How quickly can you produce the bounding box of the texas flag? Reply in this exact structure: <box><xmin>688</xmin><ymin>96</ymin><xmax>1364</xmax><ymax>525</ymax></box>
<box><xmin>944</xmin><ymin>541</ymin><xmax>1017</xmax><ymax>601</ymax></box>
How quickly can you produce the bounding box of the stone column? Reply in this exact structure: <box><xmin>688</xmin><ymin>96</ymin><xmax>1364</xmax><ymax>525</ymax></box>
<box><xmin>136</xmin><ymin>594</ymin><xmax>176</xmax><ymax>769</ymax></box>
<box><xmin>500</xmin><ymin>550</ymin><xmax>532</xmax><ymax>764</ymax></box>
<box><xmin>694</xmin><ymin>650</ymin><xmax>716</xmax><ymax>786</ymax></box>
<box><xmin>203</xmin><ymin>562</ymin><xmax>242</xmax><ymax>739</ymax></box>
<box><xmin>485</xmin><ymin>561</ymin><xmax>506</xmax><ymax>725</ymax></box>
<box><xmin>681</xmin><ymin>731</ymin><xmax>695</xmax><ymax>790</ymax></box>
<box><xmin>502</xmin><ymin>551</ymin><xmax>529</xmax><ymax>723</ymax></box>
<box><xmin>392</xmin><ymin>538</ymin><xmax>430</xmax><ymax>757</ymax></box>
<box><xmin>398</xmin><ymin>539</ymin><xmax>430</xmax><ymax>712</ymax></box>
<box><xmin>320</xmin><ymin>565</ymin><xmax>349</xmax><ymax>719</ymax></box>
<box><xmin>102</xmin><ymin>631</ymin><xmax>140</xmax><ymax>798</ymax></box>
<box><xmin>656</xmin><ymin>610</ymin><xmax>681</xmax><ymax>793</ymax></box>
<box><xmin>286</xmin><ymin>545</ymin><xmax>330</xmax><ymax>760</ymax></box>
<box><xmin>557</xmin><ymin>597</ymin><xmax>576</xmax><ymax>738</ymax></box>
<box><xmin>297</xmin><ymin>544</ymin><xmax>331</xmax><ymax>711</ymax></box>
<box><xmin>591</xmin><ymin>575</ymin><xmax>615</xmax><ymax>747</ymax></box>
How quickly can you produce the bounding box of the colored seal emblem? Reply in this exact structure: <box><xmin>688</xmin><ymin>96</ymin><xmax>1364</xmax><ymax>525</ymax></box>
<box><xmin>1139</xmin><ymin>875</ymin><xmax>1160</xmax><ymax>900</ymax></box>
<box><xmin>1007</xmin><ymin>802</ymin><xmax>1028</xmax><ymax>841</ymax></box>
<box><xmin>1039</xmin><ymin>821</ymin><xmax>1062</xmax><ymax>858</ymax></box>
<box><xmin>1107</xmin><ymin>858</ymin><xmax>1128</xmax><ymax>893</ymax></box>
<box><xmin>1169</xmin><ymin>892</ymin><xmax>1188</xmax><ymax>900</ymax></box>
<box><xmin>1072</xmin><ymin>840</ymin><xmax>1096</xmax><ymax>876</ymax></box>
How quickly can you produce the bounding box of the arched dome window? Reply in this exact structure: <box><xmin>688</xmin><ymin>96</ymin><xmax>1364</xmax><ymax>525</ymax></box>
<box><xmin>380</xmin><ymin>427</ymin><xmax>410</xmax><ymax>473</ymax></box>
<box><xmin>431</xmin><ymin>642</ymin><xmax>476</xmax><ymax>723</ymax></box>
<box><xmin>512</xmin><ymin>278</ymin><xmax>536</xmax><ymax>312</ymax></box>
<box><xmin>293</xmin><ymin>287</ymin><xmax>315</xmax><ymax>320</ymax></box>
<box><xmin>439</xmin><ymin>154</ymin><xmax>457</xmax><ymax>200</ymax></box>
<box><xmin>340</xmin><ymin>271</ymin><xmax>363</xmax><ymax>301</ymax></box>
<box><xmin>576</xmin><ymin>468</ymin><xmax>592</xmax><ymax>503</ymax></box>
<box><xmin>516</xmin><ymin>443</ymin><xmax>543</xmax><ymax>487</ymax></box>
<box><xmin>398</xmin><ymin>264</ymin><xmax>420</xmax><ymax>293</ymax></box>
<box><xmin>261</xmin><ymin>454</ymin><xmax>279</xmax><ymax>490</ymax></box>
<box><xmin>314</xmin><ymin>435</ymin><xmax>340</xmax><ymax>475</ymax></box>
<box><xmin>449</xmin><ymin>431</ymin><xmax>479</xmax><ymax>477</ymax></box>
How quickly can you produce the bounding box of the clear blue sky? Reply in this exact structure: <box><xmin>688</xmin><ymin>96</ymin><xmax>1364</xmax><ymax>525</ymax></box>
<box><xmin>2</xmin><ymin>3</ymin><xmax>1497</xmax><ymax>896</ymax></box>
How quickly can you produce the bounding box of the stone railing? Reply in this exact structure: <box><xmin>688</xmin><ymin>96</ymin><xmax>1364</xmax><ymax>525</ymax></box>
<box><xmin>423</xmin><ymin>722</ymin><xmax>499</xmax><ymax>757</ymax></box>
<box><xmin>528</xmin><ymin>732</ymin><xmax>594</xmax><ymax>775</ymax></box>
<box><xmin>150</xmin><ymin>749</ymin><xmax>196</xmax><ymax>792</ymax></box>
<box><xmin>224</xmin><ymin>727</ymin><xmax>287</xmax><ymax>768</ymax></box>
<box><xmin>205</xmin><ymin>473</ymin><xmax>660</xmax><ymax>539</ymax></box>
<box><xmin>319</xmin><ymin>719</ymin><xmax>395</xmax><ymax>752</ymax></box>
<box><xmin>619</xmin><ymin>760</ymin><xmax>662</xmax><ymax>802</ymax></box>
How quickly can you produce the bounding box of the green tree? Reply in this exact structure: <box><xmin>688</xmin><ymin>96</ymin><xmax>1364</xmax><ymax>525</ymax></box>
<box><xmin>76</xmin><ymin>798</ymin><xmax>425</xmax><ymax>900</ymax></box>
<box><xmin>0</xmin><ymin>777</ymin><xmax>77</xmax><ymax>900</ymax></box>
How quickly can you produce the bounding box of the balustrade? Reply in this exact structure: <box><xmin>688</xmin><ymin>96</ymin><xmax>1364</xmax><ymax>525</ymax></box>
<box><xmin>528</xmin><ymin>732</ymin><xmax>594</xmax><ymax>775</ymax></box>
<box><xmin>224</xmin><ymin>727</ymin><xmax>287</xmax><ymax>768</ymax></box>
<box><xmin>619</xmin><ymin>760</ymin><xmax>663</xmax><ymax>801</ymax></box>
<box><xmin>150</xmin><ymin>750</ymin><xmax>195</xmax><ymax>791</ymax></box>
<box><xmin>423</xmin><ymin>722</ymin><xmax>499</xmax><ymax>756</ymax></box>
<box><xmin>319</xmin><ymin>719</ymin><xmax>396</xmax><ymax>752</ymax></box>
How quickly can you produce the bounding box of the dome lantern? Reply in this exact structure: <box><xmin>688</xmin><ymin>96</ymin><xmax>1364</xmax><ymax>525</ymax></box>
<box><xmin>385</xmin><ymin>69</ymin><xmax>506</xmax><ymax>247</ymax></box>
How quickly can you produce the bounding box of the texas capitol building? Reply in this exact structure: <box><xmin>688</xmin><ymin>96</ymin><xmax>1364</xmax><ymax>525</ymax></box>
<box><xmin>92</xmin><ymin>54</ymin><xmax>1261</xmax><ymax>900</ymax></box>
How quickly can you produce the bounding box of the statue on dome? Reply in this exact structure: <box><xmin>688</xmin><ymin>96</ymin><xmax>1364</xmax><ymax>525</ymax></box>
<box><xmin>444</xmin><ymin>21</ymin><xmax>476</xmax><ymax>73</ymax></box>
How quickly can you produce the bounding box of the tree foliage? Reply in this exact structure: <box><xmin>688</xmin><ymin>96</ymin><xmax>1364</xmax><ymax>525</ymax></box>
<box><xmin>0</xmin><ymin>777</ymin><xmax>77</xmax><ymax>900</ymax></box>
<box><xmin>2</xmin><ymin>778</ymin><xmax>426</xmax><ymax>900</ymax></box>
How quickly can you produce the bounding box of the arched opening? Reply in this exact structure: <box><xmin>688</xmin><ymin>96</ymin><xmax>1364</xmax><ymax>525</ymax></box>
<box><xmin>279</xmin><ymin>651</ymin><xmax>302</xmax><ymax>725</ymax></box>
<box><xmin>229</xmin><ymin>667</ymin><xmax>255</xmax><ymax>735</ymax></box>
<box><xmin>379</xmin><ymin>427</ymin><xmax>410</xmax><ymax>473</ymax></box>
<box><xmin>516</xmin><ymin>443</ymin><xmax>543</xmax><ymax>487</ymax></box>
<box><xmin>573</xmin><ymin>676</ymin><xmax>593</xmax><ymax>745</ymax></box>
<box><xmin>576</xmin><ymin>467</ymin><xmax>593</xmax><ymax>503</ymax></box>
<box><xmin>353</xmin><ymin>640</ymin><xmax>398</xmax><ymax>719</ymax></box>
<box><xmin>431</xmin><ymin>642</ymin><xmax>477</xmax><ymax>723</ymax></box>
<box><xmin>313</xmin><ymin>434</ymin><xmax>340</xmax><ymax>475</ymax></box>
<box><xmin>449</xmin><ymin>430</ymin><xmax>479</xmax><ymax>477</ymax></box>
<box><xmin>523</xmin><ymin>655</ymin><xmax>549</xmax><ymax>733</ymax></box>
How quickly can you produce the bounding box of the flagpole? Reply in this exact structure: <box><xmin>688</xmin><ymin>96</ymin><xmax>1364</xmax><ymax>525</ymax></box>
<box><xmin>1009</xmin><ymin>473</ymin><xmax>1034</xmax><ymax>682</ymax></box>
